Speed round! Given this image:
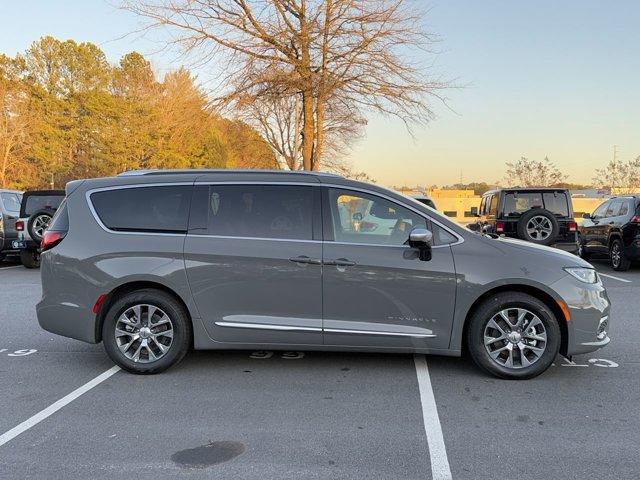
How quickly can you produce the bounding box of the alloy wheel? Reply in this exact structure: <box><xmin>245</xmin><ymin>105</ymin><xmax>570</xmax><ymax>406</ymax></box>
<box><xmin>526</xmin><ymin>215</ymin><xmax>553</xmax><ymax>241</ymax></box>
<box><xmin>483</xmin><ymin>308</ymin><xmax>547</xmax><ymax>369</ymax></box>
<box><xmin>115</xmin><ymin>304</ymin><xmax>174</xmax><ymax>363</ymax></box>
<box><xmin>32</xmin><ymin>214</ymin><xmax>51</xmax><ymax>239</ymax></box>
<box><xmin>611</xmin><ymin>243</ymin><xmax>621</xmax><ymax>268</ymax></box>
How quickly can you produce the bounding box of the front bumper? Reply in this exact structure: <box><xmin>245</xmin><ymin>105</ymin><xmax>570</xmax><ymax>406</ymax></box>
<box><xmin>551</xmin><ymin>274</ymin><xmax>611</xmax><ymax>355</ymax></box>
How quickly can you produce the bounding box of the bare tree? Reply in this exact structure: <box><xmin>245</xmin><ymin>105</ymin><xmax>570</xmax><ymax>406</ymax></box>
<box><xmin>242</xmin><ymin>91</ymin><xmax>366</xmax><ymax>170</ymax></box>
<box><xmin>504</xmin><ymin>156</ymin><xmax>563</xmax><ymax>187</ymax></box>
<box><xmin>593</xmin><ymin>155</ymin><xmax>640</xmax><ymax>191</ymax></box>
<box><xmin>123</xmin><ymin>0</ymin><xmax>449</xmax><ymax>170</ymax></box>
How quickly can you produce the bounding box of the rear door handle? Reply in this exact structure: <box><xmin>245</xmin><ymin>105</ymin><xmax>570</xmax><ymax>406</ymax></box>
<box><xmin>289</xmin><ymin>255</ymin><xmax>322</xmax><ymax>265</ymax></box>
<box><xmin>325</xmin><ymin>258</ymin><xmax>356</xmax><ymax>267</ymax></box>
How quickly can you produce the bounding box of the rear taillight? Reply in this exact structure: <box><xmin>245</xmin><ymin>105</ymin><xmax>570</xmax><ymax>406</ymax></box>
<box><xmin>631</xmin><ymin>215</ymin><xmax>640</xmax><ymax>224</ymax></box>
<box><xmin>567</xmin><ymin>220</ymin><xmax>577</xmax><ymax>232</ymax></box>
<box><xmin>496</xmin><ymin>221</ymin><xmax>505</xmax><ymax>233</ymax></box>
<box><xmin>40</xmin><ymin>230</ymin><xmax>66</xmax><ymax>252</ymax></box>
<box><xmin>15</xmin><ymin>220</ymin><xmax>24</xmax><ymax>231</ymax></box>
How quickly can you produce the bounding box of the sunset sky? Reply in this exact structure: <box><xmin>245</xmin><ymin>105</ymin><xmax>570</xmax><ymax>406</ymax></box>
<box><xmin>2</xmin><ymin>0</ymin><xmax>639</xmax><ymax>187</ymax></box>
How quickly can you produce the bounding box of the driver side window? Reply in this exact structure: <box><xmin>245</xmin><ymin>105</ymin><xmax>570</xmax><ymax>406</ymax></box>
<box><xmin>592</xmin><ymin>201</ymin><xmax>610</xmax><ymax>219</ymax></box>
<box><xmin>329</xmin><ymin>189</ymin><xmax>427</xmax><ymax>246</ymax></box>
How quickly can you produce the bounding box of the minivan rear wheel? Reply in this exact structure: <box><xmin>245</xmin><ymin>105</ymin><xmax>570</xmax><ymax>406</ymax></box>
<box><xmin>466</xmin><ymin>292</ymin><xmax>560</xmax><ymax>379</ymax></box>
<box><xmin>102</xmin><ymin>289</ymin><xmax>191</xmax><ymax>374</ymax></box>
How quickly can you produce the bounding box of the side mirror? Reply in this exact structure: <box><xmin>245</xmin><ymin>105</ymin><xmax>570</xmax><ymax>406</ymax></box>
<box><xmin>582</xmin><ymin>213</ymin><xmax>592</xmax><ymax>220</ymax></box>
<box><xmin>408</xmin><ymin>228</ymin><xmax>433</xmax><ymax>261</ymax></box>
<box><xmin>352</xmin><ymin>212</ymin><xmax>363</xmax><ymax>221</ymax></box>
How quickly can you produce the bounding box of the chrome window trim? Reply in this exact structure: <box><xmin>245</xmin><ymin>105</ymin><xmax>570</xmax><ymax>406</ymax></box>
<box><xmin>196</xmin><ymin>180</ymin><xmax>464</xmax><ymax>246</ymax></box>
<box><xmin>85</xmin><ymin>180</ymin><xmax>464</xmax><ymax>245</ymax></box>
<box><xmin>188</xmin><ymin>234</ymin><xmax>322</xmax><ymax>244</ymax></box>
<box><xmin>86</xmin><ymin>182</ymin><xmax>193</xmax><ymax>237</ymax></box>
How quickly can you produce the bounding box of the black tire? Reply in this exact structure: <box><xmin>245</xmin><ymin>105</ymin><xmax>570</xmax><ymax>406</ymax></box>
<box><xmin>27</xmin><ymin>208</ymin><xmax>55</xmax><ymax>243</ymax></box>
<box><xmin>516</xmin><ymin>209</ymin><xmax>559</xmax><ymax>246</ymax></box>
<box><xmin>610</xmin><ymin>238</ymin><xmax>631</xmax><ymax>271</ymax></box>
<box><xmin>20</xmin><ymin>249</ymin><xmax>40</xmax><ymax>269</ymax></box>
<box><xmin>466</xmin><ymin>292</ymin><xmax>561</xmax><ymax>380</ymax></box>
<box><xmin>102</xmin><ymin>289</ymin><xmax>192</xmax><ymax>374</ymax></box>
<box><xmin>577</xmin><ymin>233</ymin><xmax>590</xmax><ymax>259</ymax></box>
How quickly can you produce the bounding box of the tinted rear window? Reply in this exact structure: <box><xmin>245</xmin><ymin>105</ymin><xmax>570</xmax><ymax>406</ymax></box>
<box><xmin>503</xmin><ymin>192</ymin><xmax>569</xmax><ymax>217</ymax></box>
<box><xmin>25</xmin><ymin>195</ymin><xmax>63</xmax><ymax>216</ymax></box>
<box><xmin>199</xmin><ymin>185</ymin><xmax>314</xmax><ymax>240</ymax></box>
<box><xmin>91</xmin><ymin>186</ymin><xmax>191</xmax><ymax>233</ymax></box>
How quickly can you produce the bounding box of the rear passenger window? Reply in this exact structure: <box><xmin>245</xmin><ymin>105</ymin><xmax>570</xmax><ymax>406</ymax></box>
<box><xmin>90</xmin><ymin>186</ymin><xmax>191</xmax><ymax>233</ymax></box>
<box><xmin>201</xmin><ymin>185</ymin><xmax>314</xmax><ymax>240</ymax></box>
<box><xmin>619</xmin><ymin>201</ymin><xmax>629</xmax><ymax>216</ymax></box>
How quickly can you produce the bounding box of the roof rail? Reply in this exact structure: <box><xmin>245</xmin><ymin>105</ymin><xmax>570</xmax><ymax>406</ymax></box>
<box><xmin>117</xmin><ymin>169</ymin><xmax>342</xmax><ymax>178</ymax></box>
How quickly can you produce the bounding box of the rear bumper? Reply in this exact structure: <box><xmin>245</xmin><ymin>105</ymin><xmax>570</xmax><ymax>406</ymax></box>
<box><xmin>552</xmin><ymin>241</ymin><xmax>579</xmax><ymax>254</ymax></box>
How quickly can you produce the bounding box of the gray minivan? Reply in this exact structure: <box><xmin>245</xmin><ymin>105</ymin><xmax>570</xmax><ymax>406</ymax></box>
<box><xmin>37</xmin><ymin>170</ymin><xmax>611</xmax><ymax>379</ymax></box>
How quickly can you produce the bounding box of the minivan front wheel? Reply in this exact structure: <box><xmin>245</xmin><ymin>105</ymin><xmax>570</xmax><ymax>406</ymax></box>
<box><xmin>102</xmin><ymin>289</ymin><xmax>191</xmax><ymax>374</ymax></box>
<box><xmin>467</xmin><ymin>292</ymin><xmax>560</xmax><ymax>379</ymax></box>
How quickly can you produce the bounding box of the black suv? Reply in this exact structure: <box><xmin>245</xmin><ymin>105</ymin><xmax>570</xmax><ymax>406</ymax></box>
<box><xmin>469</xmin><ymin>188</ymin><xmax>579</xmax><ymax>253</ymax></box>
<box><xmin>578</xmin><ymin>196</ymin><xmax>640</xmax><ymax>271</ymax></box>
<box><xmin>14</xmin><ymin>190</ymin><xmax>65</xmax><ymax>268</ymax></box>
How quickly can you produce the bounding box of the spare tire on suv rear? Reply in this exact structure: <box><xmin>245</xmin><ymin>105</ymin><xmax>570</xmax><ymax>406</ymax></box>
<box><xmin>516</xmin><ymin>209</ymin><xmax>559</xmax><ymax>246</ymax></box>
<box><xmin>27</xmin><ymin>208</ymin><xmax>55</xmax><ymax>243</ymax></box>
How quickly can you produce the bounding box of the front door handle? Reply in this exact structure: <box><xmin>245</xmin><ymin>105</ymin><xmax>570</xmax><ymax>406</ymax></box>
<box><xmin>289</xmin><ymin>256</ymin><xmax>322</xmax><ymax>265</ymax></box>
<box><xmin>325</xmin><ymin>258</ymin><xmax>356</xmax><ymax>267</ymax></box>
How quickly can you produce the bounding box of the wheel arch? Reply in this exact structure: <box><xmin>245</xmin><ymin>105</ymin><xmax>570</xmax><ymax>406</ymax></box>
<box><xmin>608</xmin><ymin>230</ymin><xmax>623</xmax><ymax>247</ymax></box>
<box><xmin>95</xmin><ymin>280</ymin><xmax>193</xmax><ymax>344</ymax></box>
<box><xmin>460</xmin><ymin>284</ymin><xmax>569</xmax><ymax>357</ymax></box>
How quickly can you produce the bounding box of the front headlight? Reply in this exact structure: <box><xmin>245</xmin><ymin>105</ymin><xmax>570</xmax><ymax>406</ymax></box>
<box><xmin>564</xmin><ymin>267</ymin><xmax>598</xmax><ymax>284</ymax></box>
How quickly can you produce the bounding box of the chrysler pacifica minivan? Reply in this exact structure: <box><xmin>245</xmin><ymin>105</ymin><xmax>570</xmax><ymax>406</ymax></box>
<box><xmin>37</xmin><ymin>170</ymin><xmax>611</xmax><ymax>379</ymax></box>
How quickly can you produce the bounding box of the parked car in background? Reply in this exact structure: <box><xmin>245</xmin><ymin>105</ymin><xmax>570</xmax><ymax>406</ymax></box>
<box><xmin>410</xmin><ymin>194</ymin><xmax>437</xmax><ymax>210</ymax></box>
<box><xmin>36</xmin><ymin>170</ymin><xmax>610</xmax><ymax>380</ymax></box>
<box><xmin>578</xmin><ymin>196</ymin><xmax>640</xmax><ymax>271</ymax></box>
<box><xmin>0</xmin><ymin>189</ymin><xmax>23</xmax><ymax>262</ymax></box>
<box><xmin>14</xmin><ymin>190</ymin><xmax>65</xmax><ymax>268</ymax></box>
<box><xmin>468</xmin><ymin>188</ymin><xmax>579</xmax><ymax>253</ymax></box>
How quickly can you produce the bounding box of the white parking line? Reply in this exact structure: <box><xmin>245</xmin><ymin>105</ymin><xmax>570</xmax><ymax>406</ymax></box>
<box><xmin>414</xmin><ymin>355</ymin><xmax>452</xmax><ymax>480</ymax></box>
<box><xmin>0</xmin><ymin>365</ymin><xmax>120</xmax><ymax>447</ymax></box>
<box><xmin>598</xmin><ymin>272</ymin><xmax>632</xmax><ymax>283</ymax></box>
<box><xmin>0</xmin><ymin>265</ymin><xmax>22</xmax><ymax>270</ymax></box>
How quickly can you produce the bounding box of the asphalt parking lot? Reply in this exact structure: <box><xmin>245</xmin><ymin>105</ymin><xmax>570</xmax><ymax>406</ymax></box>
<box><xmin>0</xmin><ymin>259</ymin><xmax>638</xmax><ymax>479</ymax></box>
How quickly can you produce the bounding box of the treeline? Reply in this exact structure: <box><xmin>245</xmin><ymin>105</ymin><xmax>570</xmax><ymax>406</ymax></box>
<box><xmin>0</xmin><ymin>36</ymin><xmax>277</xmax><ymax>189</ymax></box>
